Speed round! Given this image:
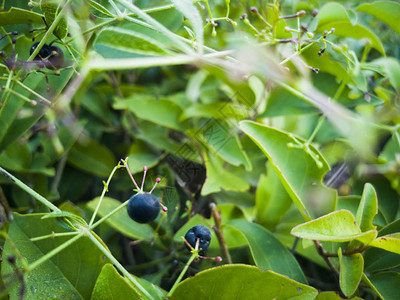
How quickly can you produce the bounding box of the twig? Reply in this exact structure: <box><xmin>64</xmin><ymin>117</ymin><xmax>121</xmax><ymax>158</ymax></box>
<box><xmin>209</xmin><ymin>203</ymin><xmax>232</xmax><ymax>264</ymax></box>
<box><xmin>314</xmin><ymin>240</ymin><xmax>339</xmax><ymax>276</ymax></box>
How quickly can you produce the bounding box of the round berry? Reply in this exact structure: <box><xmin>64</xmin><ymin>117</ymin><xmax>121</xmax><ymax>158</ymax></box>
<box><xmin>127</xmin><ymin>193</ymin><xmax>160</xmax><ymax>224</ymax></box>
<box><xmin>30</xmin><ymin>42</ymin><xmax>64</xmax><ymax>69</ymax></box>
<box><xmin>184</xmin><ymin>225</ymin><xmax>211</xmax><ymax>255</ymax></box>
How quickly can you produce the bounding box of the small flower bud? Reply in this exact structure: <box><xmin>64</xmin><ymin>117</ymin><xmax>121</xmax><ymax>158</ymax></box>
<box><xmin>250</xmin><ymin>7</ymin><xmax>258</xmax><ymax>14</ymax></box>
<box><xmin>297</xmin><ymin>10</ymin><xmax>306</xmax><ymax>17</ymax></box>
<box><xmin>312</xmin><ymin>9</ymin><xmax>318</xmax><ymax>17</ymax></box>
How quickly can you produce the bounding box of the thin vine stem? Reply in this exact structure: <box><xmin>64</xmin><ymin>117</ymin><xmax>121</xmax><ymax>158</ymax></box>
<box><xmin>86</xmin><ymin>231</ymin><xmax>153</xmax><ymax>299</ymax></box>
<box><xmin>0</xmin><ymin>166</ymin><xmax>60</xmax><ymax>212</ymax></box>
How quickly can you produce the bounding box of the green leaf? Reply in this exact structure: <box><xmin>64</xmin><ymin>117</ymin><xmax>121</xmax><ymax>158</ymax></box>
<box><xmin>88</xmin><ymin>0</ymin><xmax>115</xmax><ymax>18</ymax></box>
<box><xmin>67</xmin><ymin>137</ymin><xmax>116</xmax><ymax>177</ymax></box>
<box><xmin>363</xmin><ymin>57</ymin><xmax>400</xmax><ymax>91</ymax></box>
<box><xmin>40</xmin><ymin>0</ymin><xmax>68</xmax><ymax>39</ymax></box>
<box><xmin>172</xmin><ymin>0</ymin><xmax>203</xmax><ymax>52</ymax></box>
<box><xmin>0</xmin><ymin>7</ymin><xmax>43</xmax><ymax>25</ymax></box>
<box><xmin>169</xmin><ymin>264</ymin><xmax>317</xmax><ymax>300</ymax></box>
<box><xmin>338</xmin><ymin>248</ymin><xmax>364</xmax><ymax>297</ymax></box>
<box><xmin>357</xmin><ymin>1</ymin><xmax>400</xmax><ymax>35</ymax></box>
<box><xmin>91</xmin><ymin>264</ymin><xmax>141</xmax><ymax>300</ymax></box>
<box><xmin>255</xmin><ymin>163</ymin><xmax>292</xmax><ymax>229</ymax></box>
<box><xmin>291</xmin><ymin>210</ymin><xmax>377</xmax><ymax>244</ymax></box>
<box><xmin>195</xmin><ymin>121</ymin><xmax>251</xmax><ymax>170</ymax></box>
<box><xmin>126</xmin><ymin>140</ymin><xmax>161</xmax><ymax>174</ymax></box>
<box><xmin>202</xmin><ymin>152</ymin><xmax>250</xmax><ymax>195</ymax></box>
<box><xmin>317</xmin><ymin>2</ymin><xmax>351</xmax><ymax>28</ymax></box>
<box><xmin>227</xmin><ymin>219</ymin><xmax>307</xmax><ymax>284</ymax></box>
<box><xmin>113</xmin><ymin>96</ymin><xmax>188</xmax><ymax>131</ymax></box>
<box><xmin>94</xmin><ymin>27</ymin><xmax>170</xmax><ymax>58</ymax></box>
<box><xmin>369</xmin><ymin>233</ymin><xmax>400</xmax><ymax>254</ymax></box>
<box><xmin>356</xmin><ymin>183</ymin><xmax>378</xmax><ymax>232</ymax></box>
<box><xmin>180</xmin><ymin>102</ymin><xmax>249</xmax><ymax>120</ymax></box>
<box><xmin>41</xmin><ymin>210</ymin><xmax>87</xmax><ymax>226</ymax></box>
<box><xmin>86</xmin><ymin>197</ymin><xmax>154</xmax><ymax>240</ymax></box>
<box><xmin>315</xmin><ymin>291</ymin><xmax>363</xmax><ymax>300</ymax></box>
<box><xmin>318</xmin><ymin>22</ymin><xmax>385</xmax><ymax>55</ymax></box>
<box><xmin>368</xmin><ymin>272</ymin><xmax>400</xmax><ymax>300</ymax></box>
<box><xmin>239</xmin><ymin>121</ymin><xmax>336</xmax><ymax>220</ymax></box>
<box><xmin>1</xmin><ymin>213</ymin><xmax>109</xmax><ymax>299</ymax></box>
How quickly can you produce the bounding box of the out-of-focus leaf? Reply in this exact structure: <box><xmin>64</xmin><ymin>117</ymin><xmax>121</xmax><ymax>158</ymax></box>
<box><xmin>368</xmin><ymin>272</ymin><xmax>400</xmax><ymax>300</ymax></box>
<box><xmin>0</xmin><ymin>7</ymin><xmax>43</xmax><ymax>25</ymax></box>
<box><xmin>227</xmin><ymin>219</ymin><xmax>307</xmax><ymax>284</ymax></box>
<box><xmin>240</xmin><ymin>121</ymin><xmax>336</xmax><ymax>220</ymax></box>
<box><xmin>113</xmin><ymin>96</ymin><xmax>188</xmax><ymax>131</ymax></box>
<box><xmin>318</xmin><ymin>22</ymin><xmax>385</xmax><ymax>55</ymax></box>
<box><xmin>357</xmin><ymin>1</ymin><xmax>400</xmax><ymax>35</ymax></box>
<box><xmin>169</xmin><ymin>265</ymin><xmax>317</xmax><ymax>300</ymax></box>
<box><xmin>68</xmin><ymin>137</ymin><xmax>115</xmax><ymax>177</ymax></box>
<box><xmin>338</xmin><ymin>248</ymin><xmax>364</xmax><ymax>297</ymax></box>
<box><xmin>172</xmin><ymin>0</ymin><xmax>203</xmax><ymax>52</ymax></box>
<box><xmin>315</xmin><ymin>291</ymin><xmax>363</xmax><ymax>299</ymax></box>
<box><xmin>291</xmin><ymin>210</ymin><xmax>377</xmax><ymax>244</ymax></box>
<box><xmin>94</xmin><ymin>27</ymin><xmax>170</xmax><ymax>58</ymax></box>
<box><xmin>363</xmin><ymin>57</ymin><xmax>400</xmax><ymax>91</ymax></box>
<box><xmin>317</xmin><ymin>3</ymin><xmax>351</xmax><ymax>28</ymax></box>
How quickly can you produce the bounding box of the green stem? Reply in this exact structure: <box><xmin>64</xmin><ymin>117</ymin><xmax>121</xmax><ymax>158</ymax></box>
<box><xmin>28</xmin><ymin>0</ymin><xmax>72</xmax><ymax>62</ymax></box>
<box><xmin>13</xmin><ymin>79</ymin><xmax>51</xmax><ymax>104</ymax></box>
<box><xmin>28</xmin><ymin>232</ymin><xmax>84</xmax><ymax>271</ymax></box>
<box><xmin>0</xmin><ymin>167</ymin><xmax>60</xmax><ymax>212</ymax></box>
<box><xmin>166</xmin><ymin>253</ymin><xmax>196</xmax><ymax>298</ymax></box>
<box><xmin>30</xmin><ymin>231</ymin><xmax>79</xmax><ymax>242</ymax></box>
<box><xmin>90</xmin><ymin>200</ymin><xmax>129</xmax><ymax>230</ymax></box>
<box><xmin>88</xmin><ymin>164</ymin><xmax>121</xmax><ymax>227</ymax></box>
<box><xmin>116</xmin><ymin>0</ymin><xmax>194</xmax><ymax>54</ymax></box>
<box><xmin>86</xmin><ymin>231</ymin><xmax>153</xmax><ymax>299</ymax></box>
<box><xmin>307</xmin><ymin>115</ymin><xmax>325</xmax><ymax>144</ymax></box>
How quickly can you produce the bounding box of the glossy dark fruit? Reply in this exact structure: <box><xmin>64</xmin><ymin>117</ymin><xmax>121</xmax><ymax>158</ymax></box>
<box><xmin>30</xmin><ymin>42</ymin><xmax>64</xmax><ymax>69</ymax></box>
<box><xmin>184</xmin><ymin>225</ymin><xmax>211</xmax><ymax>255</ymax></box>
<box><xmin>127</xmin><ymin>193</ymin><xmax>160</xmax><ymax>224</ymax></box>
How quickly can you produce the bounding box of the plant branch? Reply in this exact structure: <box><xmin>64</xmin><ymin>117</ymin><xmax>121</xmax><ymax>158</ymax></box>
<box><xmin>210</xmin><ymin>203</ymin><xmax>232</xmax><ymax>264</ymax></box>
<box><xmin>0</xmin><ymin>167</ymin><xmax>60</xmax><ymax>212</ymax></box>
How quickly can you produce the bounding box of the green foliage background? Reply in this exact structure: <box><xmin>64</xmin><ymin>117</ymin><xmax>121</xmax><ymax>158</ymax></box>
<box><xmin>0</xmin><ymin>0</ymin><xmax>399</xmax><ymax>299</ymax></box>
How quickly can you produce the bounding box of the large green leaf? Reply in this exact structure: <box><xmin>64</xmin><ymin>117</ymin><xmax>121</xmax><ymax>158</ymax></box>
<box><xmin>0</xmin><ymin>7</ymin><xmax>43</xmax><ymax>25</ymax></box>
<box><xmin>318</xmin><ymin>22</ymin><xmax>385</xmax><ymax>55</ymax></box>
<box><xmin>291</xmin><ymin>210</ymin><xmax>377</xmax><ymax>244</ymax></box>
<box><xmin>94</xmin><ymin>27</ymin><xmax>170</xmax><ymax>58</ymax></box>
<box><xmin>202</xmin><ymin>152</ymin><xmax>250</xmax><ymax>195</ymax></box>
<box><xmin>356</xmin><ymin>183</ymin><xmax>378</xmax><ymax>232</ymax></box>
<box><xmin>86</xmin><ymin>197</ymin><xmax>154</xmax><ymax>240</ymax></box>
<box><xmin>67</xmin><ymin>137</ymin><xmax>116</xmax><ymax>177</ymax></box>
<box><xmin>91</xmin><ymin>264</ymin><xmax>141</xmax><ymax>300</ymax></box>
<box><xmin>315</xmin><ymin>291</ymin><xmax>362</xmax><ymax>300</ymax></box>
<box><xmin>239</xmin><ymin>121</ymin><xmax>336</xmax><ymax>220</ymax></box>
<box><xmin>338</xmin><ymin>248</ymin><xmax>364</xmax><ymax>297</ymax></box>
<box><xmin>113</xmin><ymin>96</ymin><xmax>188</xmax><ymax>131</ymax></box>
<box><xmin>227</xmin><ymin>219</ymin><xmax>307</xmax><ymax>284</ymax></box>
<box><xmin>169</xmin><ymin>264</ymin><xmax>317</xmax><ymax>300</ymax></box>
<box><xmin>363</xmin><ymin>57</ymin><xmax>400</xmax><ymax>91</ymax></box>
<box><xmin>357</xmin><ymin>1</ymin><xmax>400</xmax><ymax>35</ymax></box>
<box><xmin>369</xmin><ymin>233</ymin><xmax>400</xmax><ymax>254</ymax></box>
<box><xmin>1</xmin><ymin>213</ymin><xmax>109</xmax><ymax>299</ymax></box>
<box><xmin>172</xmin><ymin>0</ymin><xmax>203</xmax><ymax>52</ymax></box>
<box><xmin>317</xmin><ymin>2</ymin><xmax>351</xmax><ymax>28</ymax></box>
<box><xmin>255</xmin><ymin>162</ymin><xmax>292</xmax><ymax>229</ymax></box>
<box><xmin>368</xmin><ymin>272</ymin><xmax>400</xmax><ymax>300</ymax></box>
<box><xmin>195</xmin><ymin>121</ymin><xmax>251</xmax><ymax>170</ymax></box>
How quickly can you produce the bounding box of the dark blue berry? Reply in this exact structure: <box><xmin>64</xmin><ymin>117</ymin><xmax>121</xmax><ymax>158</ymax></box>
<box><xmin>30</xmin><ymin>42</ymin><xmax>64</xmax><ymax>69</ymax></box>
<box><xmin>184</xmin><ymin>225</ymin><xmax>211</xmax><ymax>255</ymax></box>
<box><xmin>127</xmin><ymin>193</ymin><xmax>160</xmax><ymax>223</ymax></box>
